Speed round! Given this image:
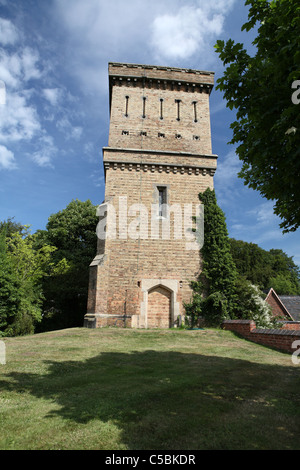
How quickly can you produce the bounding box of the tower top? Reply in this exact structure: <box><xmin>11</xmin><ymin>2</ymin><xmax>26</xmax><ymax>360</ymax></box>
<box><xmin>106</xmin><ymin>61</ymin><xmax>216</xmax><ymax>156</ymax></box>
<box><xmin>108</xmin><ymin>62</ymin><xmax>214</xmax><ymax>105</ymax></box>
<box><xmin>109</xmin><ymin>61</ymin><xmax>214</xmax><ymax>76</ymax></box>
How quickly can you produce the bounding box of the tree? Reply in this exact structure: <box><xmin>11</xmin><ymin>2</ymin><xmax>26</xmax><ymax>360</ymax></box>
<box><xmin>185</xmin><ymin>190</ymin><xmax>281</xmax><ymax>328</ymax></box>
<box><xmin>185</xmin><ymin>188</ymin><xmax>238</xmax><ymax>326</ymax></box>
<box><xmin>0</xmin><ymin>217</ymin><xmax>24</xmax><ymax>237</ymax></box>
<box><xmin>0</xmin><ymin>223</ymin><xmax>65</xmax><ymax>336</ymax></box>
<box><xmin>234</xmin><ymin>277</ymin><xmax>277</xmax><ymax>328</ymax></box>
<box><xmin>36</xmin><ymin>199</ymin><xmax>98</xmax><ymax>331</ymax></box>
<box><xmin>269</xmin><ymin>274</ymin><xmax>299</xmax><ymax>295</ymax></box>
<box><xmin>215</xmin><ymin>0</ymin><xmax>300</xmax><ymax>232</ymax></box>
<box><xmin>229</xmin><ymin>238</ymin><xmax>300</xmax><ymax>293</ymax></box>
<box><xmin>229</xmin><ymin>238</ymin><xmax>272</xmax><ymax>288</ymax></box>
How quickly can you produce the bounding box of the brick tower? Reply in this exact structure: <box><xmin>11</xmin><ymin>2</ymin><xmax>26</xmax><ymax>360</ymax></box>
<box><xmin>84</xmin><ymin>62</ymin><xmax>217</xmax><ymax>328</ymax></box>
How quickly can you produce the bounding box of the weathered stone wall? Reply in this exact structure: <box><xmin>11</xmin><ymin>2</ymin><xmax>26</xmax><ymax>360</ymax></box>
<box><xmin>85</xmin><ymin>62</ymin><xmax>217</xmax><ymax>328</ymax></box>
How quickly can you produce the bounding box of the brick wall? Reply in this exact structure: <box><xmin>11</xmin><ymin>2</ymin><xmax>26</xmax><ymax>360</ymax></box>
<box><xmin>222</xmin><ymin>319</ymin><xmax>300</xmax><ymax>353</ymax></box>
<box><xmin>108</xmin><ymin>85</ymin><xmax>213</xmax><ymax>155</ymax></box>
<box><xmin>96</xmin><ymin>164</ymin><xmax>213</xmax><ymax>319</ymax></box>
<box><xmin>278</xmin><ymin>321</ymin><xmax>300</xmax><ymax>330</ymax></box>
<box><xmin>85</xmin><ymin>62</ymin><xmax>217</xmax><ymax>328</ymax></box>
<box><xmin>265</xmin><ymin>289</ymin><xmax>291</xmax><ymax>320</ymax></box>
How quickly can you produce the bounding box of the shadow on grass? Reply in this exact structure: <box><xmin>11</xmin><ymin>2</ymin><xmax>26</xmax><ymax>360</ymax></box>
<box><xmin>1</xmin><ymin>350</ymin><xmax>299</xmax><ymax>449</ymax></box>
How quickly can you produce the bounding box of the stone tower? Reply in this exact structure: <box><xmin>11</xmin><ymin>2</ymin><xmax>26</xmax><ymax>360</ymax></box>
<box><xmin>84</xmin><ymin>62</ymin><xmax>217</xmax><ymax>329</ymax></box>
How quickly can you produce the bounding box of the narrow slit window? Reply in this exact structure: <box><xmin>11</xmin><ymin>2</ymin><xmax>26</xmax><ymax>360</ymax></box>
<box><xmin>125</xmin><ymin>96</ymin><xmax>129</xmax><ymax>117</ymax></box>
<box><xmin>158</xmin><ymin>186</ymin><xmax>167</xmax><ymax>218</ymax></box>
<box><xmin>175</xmin><ymin>99</ymin><xmax>181</xmax><ymax>121</ymax></box>
<box><xmin>160</xmin><ymin>98</ymin><xmax>164</xmax><ymax>120</ymax></box>
<box><xmin>142</xmin><ymin>97</ymin><xmax>146</xmax><ymax>118</ymax></box>
<box><xmin>192</xmin><ymin>101</ymin><xmax>198</xmax><ymax>122</ymax></box>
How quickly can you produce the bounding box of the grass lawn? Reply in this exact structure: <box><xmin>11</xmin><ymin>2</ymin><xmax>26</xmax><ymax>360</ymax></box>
<box><xmin>0</xmin><ymin>327</ymin><xmax>299</xmax><ymax>450</ymax></box>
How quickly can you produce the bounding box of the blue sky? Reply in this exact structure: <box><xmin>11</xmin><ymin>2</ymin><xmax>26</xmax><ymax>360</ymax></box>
<box><xmin>0</xmin><ymin>0</ymin><xmax>299</xmax><ymax>267</ymax></box>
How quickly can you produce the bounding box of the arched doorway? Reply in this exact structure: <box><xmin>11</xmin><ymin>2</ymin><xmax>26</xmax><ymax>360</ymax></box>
<box><xmin>135</xmin><ymin>279</ymin><xmax>180</xmax><ymax>329</ymax></box>
<box><xmin>147</xmin><ymin>285</ymin><xmax>172</xmax><ymax>328</ymax></box>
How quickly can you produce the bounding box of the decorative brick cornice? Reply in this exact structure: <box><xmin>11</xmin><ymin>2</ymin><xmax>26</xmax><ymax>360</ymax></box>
<box><xmin>103</xmin><ymin>160</ymin><xmax>216</xmax><ymax>176</ymax></box>
<box><xmin>108</xmin><ymin>62</ymin><xmax>215</xmax><ymax>97</ymax></box>
<box><xmin>110</xmin><ymin>75</ymin><xmax>213</xmax><ymax>95</ymax></box>
<box><xmin>103</xmin><ymin>146</ymin><xmax>218</xmax><ymax>160</ymax></box>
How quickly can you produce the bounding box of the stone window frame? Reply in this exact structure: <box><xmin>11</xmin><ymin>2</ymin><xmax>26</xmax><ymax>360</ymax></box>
<box><xmin>153</xmin><ymin>183</ymin><xmax>170</xmax><ymax>220</ymax></box>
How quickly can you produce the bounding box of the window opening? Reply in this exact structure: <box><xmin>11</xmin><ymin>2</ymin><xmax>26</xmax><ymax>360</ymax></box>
<box><xmin>175</xmin><ymin>99</ymin><xmax>181</xmax><ymax>121</ymax></box>
<box><xmin>142</xmin><ymin>97</ymin><xmax>146</xmax><ymax>118</ymax></box>
<box><xmin>158</xmin><ymin>187</ymin><xmax>167</xmax><ymax>218</ymax></box>
<box><xmin>192</xmin><ymin>101</ymin><xmax>198</xmax><ymax>122</ymax></box>
<box><xmin>125</xmin><ymin>96</ymin><xmax>129</xmax><ymax>117</ymax></box>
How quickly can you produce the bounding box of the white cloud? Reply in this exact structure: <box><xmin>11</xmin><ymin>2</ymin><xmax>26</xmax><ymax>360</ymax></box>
<box><xmin>0</xmin><ymin>34</ymin><xmax>44</xmax><ymax>146</ymax></box>
<box><xmin>43</xmin><ymin>88</ymin><xmax>62</xmax><ymax>106</ymax></box>
<box><xmin>0</xmin><ymin>144</ymin><xmax>17</xmax><ymax>170</ymax></box>
<box><xmin>0</xmin><ymin>19</ymin><xmax>58</xmax><ymax>168</ymax></box>
<box><xmin>52</xmin><ymin>0</ymin><xmax>237</xmax><ymax>95</ymax></box>
<box><xmin>0</xmin><ymin>18</ymin><xmax>19</xmax><ymax>45</ymax></box>
<box><xmin>56</xmin><ymin>116</ymin><xmax>83</xmax><ymax>140</ymax></box>
<box><xmin>0</xmin><ymin>92</ymin><xmax>41</xmax><ymax>142</ymax></box>
<box><xmin>71</xmin><ymin>126</ymin><xmax>83</xmax><ymax>140</ymax></box>
<box><xmin>150</xmin><ymin>0</ymin><xmax>235</xmax><ymax>62</ymax></box>
<box><xmin>31</xmin><ymin>134</ymin><xmax>57</xmax><ymax>168</ymax></box>
<box><xmin>230</xmin><ymin>200</ymin><xmax>284</xmax><ymax>245</ymax></box>
<box><xmin>0</xmin><ymin>49</ymin><xmax>22</xmax><ymax>88</ymax></box>
<box><xmin>247</xmin><ymin>201</ymin><xmax>281</xmax><ymax>229</ymax></box>
<box><xmin>213</xmin><ymin>151</ymin><xmax>284</xmax><ymax>246</ymax></box>
<box><xmin>21</xmin><ymin>47</ymin><xmax>42</xmax><ymax>81</ymax></box>
<box><xmin>0</xmin><ymin>47</ymin><xmax>42</xmax><ymax>89</ymax></box>
<box><xmin>214</xmin><ymin>149</ymin><xmax>242</xmax><ymax>207</ymax></box>
<box><xmin>52</xmin><ymin>0</ymin><xmax>148</xmax><ymax>93</ymax></box>
<box><xmin>215</xmin><ymin>149</ymin><xmax>241</xmax><ymax>184</ymax></box>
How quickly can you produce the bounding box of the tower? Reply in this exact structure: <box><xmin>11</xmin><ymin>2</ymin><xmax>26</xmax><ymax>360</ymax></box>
<box><xmin>84</xmin><ymin>62</ymin><xmax>217</xmax><ymax>328</ymax></box>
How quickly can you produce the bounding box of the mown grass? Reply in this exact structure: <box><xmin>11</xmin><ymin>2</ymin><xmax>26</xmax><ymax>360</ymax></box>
<box><xmin>0</xmin><ymin>327</ymin><xmax>299</xmax><ymax>450</ymax></box>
